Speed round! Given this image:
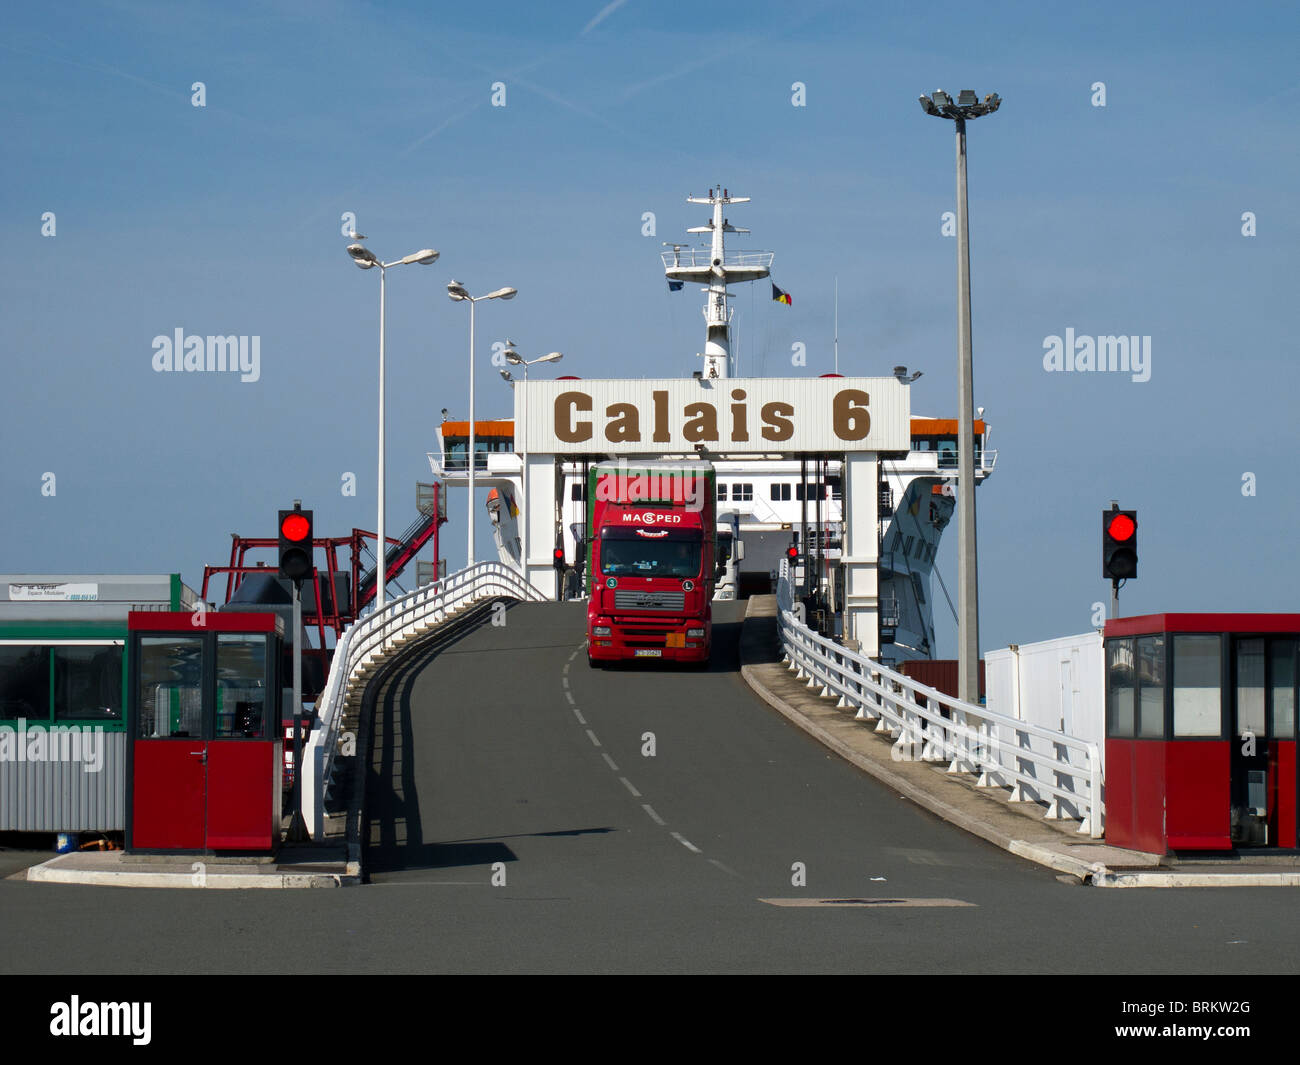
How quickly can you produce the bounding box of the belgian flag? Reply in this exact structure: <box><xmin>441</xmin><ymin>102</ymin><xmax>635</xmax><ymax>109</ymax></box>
<box><xmin>772</xmin><ymin>283</ymin><xmax>792</xmax><ymax>305</ymax></box>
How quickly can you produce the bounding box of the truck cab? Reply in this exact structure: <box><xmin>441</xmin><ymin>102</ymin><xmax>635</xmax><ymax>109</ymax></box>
<box><xmin>586</xmin><ymin>462</ymin><xmax>715</xmax><ymax>667</ymax></box>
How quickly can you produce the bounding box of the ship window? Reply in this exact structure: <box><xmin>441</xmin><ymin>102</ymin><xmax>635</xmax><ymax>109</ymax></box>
<box><xmin>571</xmin><ymin>484</ymin><xmax>584</xmax><ymax>501</ymax></box>
<box><xmin>910</xmin><ymin>571</ymin><xmax>927</xmax><ymax>606</ymax></box>
<box><xmin>902</xmin><ymin>536</ymin><xmax>914</xmax><ymax>556</ymax></box>
<box><xmin>718</xmin><ymin>484</ymin><xmax>728</xmax><ymax>501</ymax></box>
<box><xmin>770</xmin><ymin>484</ymin><xmax>791</xmax><ymax>501</ymax></box>
<box><xmin>732</xmin><ymin>484</ymin><xmax>753</xmax><ymax>501</ymax></box>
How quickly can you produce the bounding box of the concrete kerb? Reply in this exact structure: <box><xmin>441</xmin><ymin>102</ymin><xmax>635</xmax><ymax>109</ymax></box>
<box><xmin>737</xmin><ymin>596</ymin><xmax>1298</xmax><ymax>889</ymax></box>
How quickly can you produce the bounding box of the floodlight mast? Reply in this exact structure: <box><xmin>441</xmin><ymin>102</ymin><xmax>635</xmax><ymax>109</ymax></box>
<box><xmin>918</xmin><ymin>89</ymin><xmax>1000</xmax><ymax>706</ymax></box>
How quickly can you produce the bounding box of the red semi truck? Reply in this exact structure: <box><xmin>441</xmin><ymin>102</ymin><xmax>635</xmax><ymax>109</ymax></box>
<box><xmin>586</xmin><ymin>460</ymin><xmax>716</xmax><ymax>667</ymax></box>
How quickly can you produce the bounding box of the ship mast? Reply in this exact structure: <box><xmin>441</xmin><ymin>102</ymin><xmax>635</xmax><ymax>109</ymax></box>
<box><xmin>662</xmin><ymin>187</ymin><xmax>774</xmax><ymax>379</ymax></box>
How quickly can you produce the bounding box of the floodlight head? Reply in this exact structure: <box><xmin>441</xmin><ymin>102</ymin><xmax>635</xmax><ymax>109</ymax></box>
<box><xmin>919</xmin><ymin>95</ymin><xmax>939</xmax><ymax>116</ymax></box>
<box><xmin>347</xmin><ymin>243</ymin><xmax>379</xmax><ymax>268</ymax></box>
<box><xmin>932</xmin><ymin>90</ymin><xmax>953</xmax><ymax>108</ymax></box>
<box><xmin>984</xmin><ymin>92</ymin><xmax>1001</xmax><ymax>112</ymax></box>
<box><xmin>488</xmin><ymin>286</ymin><xmax>517</xmax><ymax>301</ymax></box>
<box><xmin>404</xmin><ymin>248</ymin><xmax>439</xmax><ymax>265</ymax></box>
<box><xmin>447</xmin><ymin>280</ymin><xmax>469</xmax><ymax>300</ymax></box>
<box><xmin>539</xmin><ymin>352</ymin><xmax>563</xmax><ymax>364</ymax></box>
<box><xmin>958</xmin><ymin>89</ymin><xmax>978</xmax><ymax>107</ymax></box>
<box><xmin>505</xmin><ymin>350</ymin><xmax>524</xmax><ymax>365</ymax></box>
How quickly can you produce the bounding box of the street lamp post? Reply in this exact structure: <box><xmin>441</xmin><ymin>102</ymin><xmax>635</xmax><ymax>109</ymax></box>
<box><xmin>346</xmin><ymin>239</ymin><xmax>439</xmax><ymax>613</ymax></box>
<box><xmin>448</xmin><ymin>281</ymin><xmax>517</xmax><ymax>569</ymax></box>
<box><xmin>919</xmin><ymin>88</ymin><xmax>1000</xmax><ymax>705</ymax></box>
<box><xmin>504</xmin><ymin>344</ymin><xmax>563</xmax><ymax>590</ymax></box>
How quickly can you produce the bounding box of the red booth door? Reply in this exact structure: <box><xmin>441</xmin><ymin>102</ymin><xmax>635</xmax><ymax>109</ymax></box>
<box><xmin>205</xmin><ymin>741</ymin><xmax>280</xmax><ymax>850</ymax></box>
<box><xmin>132</xmin><ymin>742</ymin><xmax>205</xmax><ymax>850</ymax></box>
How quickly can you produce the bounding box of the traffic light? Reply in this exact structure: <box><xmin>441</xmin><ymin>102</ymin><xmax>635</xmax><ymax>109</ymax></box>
<box><xmin>1103</xmin><ymin>506</ymin><xmax>1137</xmax><ymax>581</ymax></box>
<box><xmin>278</xmin><ymin>504</ymin><xmax>314</xmax><ymax>583</ymax></box>
<box><xmin>553</xmin><ymin>546</ymin><xmax>566</xmax><ymax>570</ymax></box>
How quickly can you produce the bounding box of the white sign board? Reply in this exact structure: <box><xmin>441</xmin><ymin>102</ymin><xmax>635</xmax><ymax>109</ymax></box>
<box><xmin>8</xmin><ymin>583</ymin><xmax>100</xmax><ymax>602</ymax></box>
<box><xmin>519</xmin><ymin>377</ymin><xmax>910</xmax><ymax>455</ymax></box>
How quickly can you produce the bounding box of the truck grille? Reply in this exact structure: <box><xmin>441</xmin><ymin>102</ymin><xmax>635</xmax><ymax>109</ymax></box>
<box><xmin>614</xmin><ymin>590</ymin><xmax>685</xmax><ymax>611</ymax></box>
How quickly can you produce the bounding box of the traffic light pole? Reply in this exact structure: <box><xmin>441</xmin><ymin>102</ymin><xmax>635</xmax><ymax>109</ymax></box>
<box><xmin>286</xmin><ymin>580</ymin><xmax>307</xmax><ymax>842</ymax></box>
<box><xmin>1111</xmin><ymin>579</ymin><xmax>1120</xmax><ymax>621</ymax></box>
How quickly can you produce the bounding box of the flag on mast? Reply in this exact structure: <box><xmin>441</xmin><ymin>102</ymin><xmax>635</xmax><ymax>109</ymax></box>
<box><xmin>772</xmin><ymin>283</ymin><xmax>792</xmax><ymax>305</ymax></box>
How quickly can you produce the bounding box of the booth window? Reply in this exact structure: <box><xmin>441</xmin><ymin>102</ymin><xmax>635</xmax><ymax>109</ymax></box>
<box><xmin>1107</xmin><ymin>638</ymin><xmax>1135</xmax><ymax>737</ymax></box>
<box><xmin>137</xmin><ymin>637</ymin><xmax>203</xmax><ymax>738</ymax></box>
<box><xmin>53</xmin><ymin>645</ymin><xmax>122</xmax><ymax>721</ymax></box>
<box><xmin>1136</xmin><ymin>634</ymin><xmax>1166</xmax><ymax>738</ymax></box>
<box><xmin>1173</xmin><ymin>634</ymin><xmax>1222</xmax><ymax>737</ymax></box>
<box><xmin>1271</xmin><ymin>639</ymin><xmax>1297</xmax><ymax>737</ymax></box>
<box><xmin>215</xmin><ymin>634</ymin><xmax>268</xmax><ymax>739</ymax></box>
<box><xmin>0</xmin><ymin>645</ymin><xmax>51</xmax><ymax>721</ymax></box>
<box><xmin>1236</xmin><ymin>639</ymin><xmax>1267</xmax><ymax>739</ymax></box>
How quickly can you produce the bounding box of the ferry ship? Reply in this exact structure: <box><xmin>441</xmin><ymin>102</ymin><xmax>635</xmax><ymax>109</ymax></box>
<box><xmin>428</xmin><ymin>188</ymin><xmax>996</xmax><ymax>665</ymax></box>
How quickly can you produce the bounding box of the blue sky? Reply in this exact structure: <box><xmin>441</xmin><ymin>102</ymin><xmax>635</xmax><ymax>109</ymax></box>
<box><xmin>2</xmin><ymin>0</ymin><xmax>1297</xmax><ymax>655</ymax></box>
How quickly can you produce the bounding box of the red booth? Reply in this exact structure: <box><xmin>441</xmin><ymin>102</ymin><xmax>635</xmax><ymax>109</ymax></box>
<box><xmin>127</xmin><ymin>612</ymin><xmax>283</xmax><ymax>853</ymax></box>
<box><xmin>1105</xmin><ymin>614</ymin><xmax>1299</xmax><ymax>854</ymax></box>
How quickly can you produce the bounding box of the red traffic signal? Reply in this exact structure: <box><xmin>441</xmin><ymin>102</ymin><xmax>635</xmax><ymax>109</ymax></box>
<box><xmin>553</xmin><ymin>546</ymin><xmax>566</xmax><ymax>569</ymax></box>
<box><xmin>281</xmin><ymin>512</ymin><xmax>310</xmax><ymax>542</ymax></box>
<box><xmin>278</xmin><ymin>505</ymin><xmax>314</xmax><ymax>583</ymax></box>
<box><xmin>1106</xmin><ymin>512</ymin><xmax>1135</xmax><ymax>542</ymax></box>
<box><xmin>1102</xmin><ymin>506</ymin><xmax>1137</xmax><ymax>581</ymax></box>
<box><xmin>786</xmin><ymin>545</ymin><xmax>799</xmax><ymax>560</ymax></box>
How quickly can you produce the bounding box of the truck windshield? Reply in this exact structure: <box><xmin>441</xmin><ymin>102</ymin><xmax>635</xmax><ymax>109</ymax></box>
<box><xmin>600</xmin><ymin>535</ymin><xmax>702</xmax><ymax>578</ymax></box>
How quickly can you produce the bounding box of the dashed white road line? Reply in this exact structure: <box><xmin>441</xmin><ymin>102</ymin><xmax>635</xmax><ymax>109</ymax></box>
<box><xmin>671</xmin><ymin>832</ymin><xmax>701</xmax><ymax>854</ymax></box>
<box><xmin>559</xmin><ymin>643</ymin><xmax>727</xmax><ymax>876</ymax></box>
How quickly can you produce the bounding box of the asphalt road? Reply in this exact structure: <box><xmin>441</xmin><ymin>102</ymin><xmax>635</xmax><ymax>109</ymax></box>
<box><xmin>2</xmin><ymin>600</ymin><xmax>1299</xmax><ymax>974</ymax></box>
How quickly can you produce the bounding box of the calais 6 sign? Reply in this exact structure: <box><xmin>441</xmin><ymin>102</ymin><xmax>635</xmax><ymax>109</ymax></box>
<box><xmin>519</xmin><ymin>378</ymin><xmax>910</xmax><ymax>455</ymax></box>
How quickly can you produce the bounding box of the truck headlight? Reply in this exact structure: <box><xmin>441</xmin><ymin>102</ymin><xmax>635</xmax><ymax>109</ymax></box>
<box><xmin>593</xmin><ymin>626</ymin><xmax>612</xmax><ymax>636</ymax></box>
<box><xmin>687</xmin><ymin>627</ymin><xmax>704</xmax><ymax>638</ymax></box>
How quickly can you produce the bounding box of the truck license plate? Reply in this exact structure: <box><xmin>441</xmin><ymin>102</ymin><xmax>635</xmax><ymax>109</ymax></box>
<box><xmin>634</xmin><ymin>649</ymin><xmax>663</xmax><ymax>658</ymax></box>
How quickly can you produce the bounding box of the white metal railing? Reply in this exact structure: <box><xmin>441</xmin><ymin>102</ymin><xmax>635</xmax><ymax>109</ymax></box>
<box><xmin>774</xmin><ymin>561</ymin><xmax>1102</xmax><ymax>836</ymax></box>
<box><xmin>660</xmin><ymin>248</ymin><xmax>775</xmax><ymax>271</ymax></box>
<box><xmin>302</xmin><ymin>561</ymin><xmax>548</xmax><ymax>838</ymax></box>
